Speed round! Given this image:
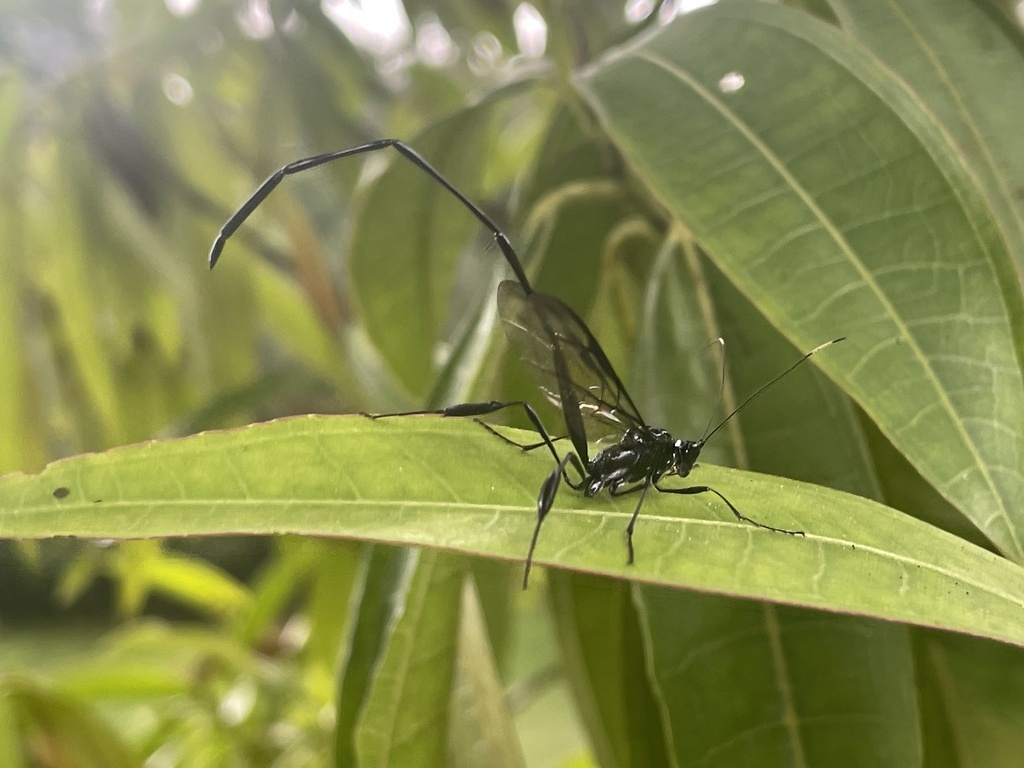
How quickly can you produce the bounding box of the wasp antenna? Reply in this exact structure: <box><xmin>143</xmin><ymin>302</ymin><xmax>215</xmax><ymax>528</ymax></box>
<box><xmin>700</xmin><ymin>337</ymin><xmax>727</xmax><ymax>441</ymax></box>
<box><xmin>811</xmin><ymin>336</ymin><xmax>846</xmax><ymax>353</ymax></box>
<box><xmin>703</xmin><ymin>336</ymin><xmax>844</xmax><ymax>444</ymax></box>
<box><xmin>209</xmin><ymin>237</ymin><xmax>225</xmax><ymax>269</ymax></box>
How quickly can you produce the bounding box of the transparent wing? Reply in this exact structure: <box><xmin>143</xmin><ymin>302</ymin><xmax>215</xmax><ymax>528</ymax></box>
<box><xmin>497</xmin><ymin>280</ymin><xmax>646</xmax><ymax>463</ymax></box>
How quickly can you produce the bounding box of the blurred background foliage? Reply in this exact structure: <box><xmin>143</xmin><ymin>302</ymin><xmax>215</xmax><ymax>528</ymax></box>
<box><xmin>2</xmin><ymin>0</ymin><xmax>1024</xmax><ymax>766</ymax></box>
<box><xmin>0</xmin><ymin>1</ymin><xmax>672</xmax><ymax>764</ymax></box>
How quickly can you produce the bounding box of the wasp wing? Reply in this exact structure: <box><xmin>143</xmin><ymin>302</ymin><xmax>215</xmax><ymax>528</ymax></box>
<box><xmin>497</xmin><ymin>280</ymin><xmax>646</xmax><ymax>465</ymax></box>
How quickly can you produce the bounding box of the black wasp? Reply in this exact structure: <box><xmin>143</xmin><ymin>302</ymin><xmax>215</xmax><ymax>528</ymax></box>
<box><xmin>210</xmin><ymin>139</ymin><xmax>842</xmax><ymax>588</ymax></box>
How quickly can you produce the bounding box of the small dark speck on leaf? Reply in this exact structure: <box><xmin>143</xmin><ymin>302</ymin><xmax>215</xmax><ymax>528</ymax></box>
<box><xmin>93</xmin><ymin>499</ymin><xmax>102</xmax><ymax>504</ymax></box>
<box><xmin>53</xmin><ymin>486</ymin><xmax>70</xmax><ymax>499</ymax></box>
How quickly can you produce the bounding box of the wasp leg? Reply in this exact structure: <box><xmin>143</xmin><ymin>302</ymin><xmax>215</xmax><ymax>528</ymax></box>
<box><xmin>653</xmin><ymin>482</ymin><xmax>804</xmax><ymax>536</ymax></box>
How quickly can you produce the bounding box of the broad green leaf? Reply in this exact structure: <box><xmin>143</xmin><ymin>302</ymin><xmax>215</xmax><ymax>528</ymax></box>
<box><xmin>548</xmin><ymin>574</ymin><xmax>671</xmax><ymax>768</ymax></box>
<box><xmin>3</xmin><ymin>416</ymin><xmax>1024</xmax><ymax>649</ymax></box>
<box><xmin>516</xmin><ymin>104</ymin><xmax>612</xmax><ymax>217</ymax></box>
<box><xmin>913</xmin><ymin>631</ymin><xmax>962</xmax><ymax>768</ymax></box>
<box><xmin>916</xmin><ymin>631</ymin><xmax>1024</xmax><ymax>768</ymax></box>
<box><xmin>862</xmin><ymin>416</ymin><xmax>990</xmax><ymax>549</ymax></box>
<box><xmin>635</xmin><ymin>591</ymin><xmax>919</xmax><ymax>767</ymax></box>
<box><xmin>523</xmin><ymin>181</ymin><xmax>636</xmax><ymax>310</ymax></box>
<box><xmin>356</xmin><ymin>550</ymin><xmax>463</xmax><ymax>768</ymax></box>
<box><xmin>831</xmin><ymin>0</ymin><xmax>1024</xmax><ymax>279</ymax></box>
<box><xmin>633</xmin><ymin>237</ymin><xmax>918</xmax><ymax>765</ymax></box>
<box><xmin>575</xmin><ymin>2</ymin><xmax>1024</xmax><ymax>561</ymax></box>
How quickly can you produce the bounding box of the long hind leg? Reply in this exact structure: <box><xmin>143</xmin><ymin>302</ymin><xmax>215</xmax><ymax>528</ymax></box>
<box><xmin>367</xmin><ymin>399</ymin><xmax>584</xmax><ymax>480</ymax></box>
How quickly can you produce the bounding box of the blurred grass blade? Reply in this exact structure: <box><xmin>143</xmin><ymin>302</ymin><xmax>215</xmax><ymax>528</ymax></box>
<box><xmin>32</xmin><ymin>176</ymin><xmax>126</xmax><ymax>447</ymax></box>
<box><xmin>336</xmin><ymin>547</ymin><xmax>409</xmax><ymax>767</ymax></box>
<box><xmin>129</xmin><ymin>546</ymin><xmax>251</xmax><ymax>619</ymax></box>
<box><xmin>303</xmin><ymin>541</ymin><xmax>364</xmax><ymax>670</ymax></box>
<box><xmin>449</xmin><ymin>578</ymin><xmax>527</xmax><ymax>768</ymax></box>
<box><xmin>0</xmin><ymin>209</ymin><xmax>36</xmax><ymax>473</ymax></box>
<box><xmin>0</xmin><ymin>687</ymin><xmax>26</xmax><ymax>768</ymax></box>
<box><xmin>3</xmin><ymin>416</ymin><xmax>1024</xmax><ymax>649</ymax></box>
<box><xmin>575</xmin><ymin>1</ymin><xmax>1024</xmax><ymax>561</ymax></box>
<box><xmin>4</xmin><ymin>677</ymin><xmax>137</xmax><ymax>768</ymax></box>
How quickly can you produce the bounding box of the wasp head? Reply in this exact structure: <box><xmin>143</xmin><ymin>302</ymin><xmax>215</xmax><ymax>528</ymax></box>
<box><xmin>672</xmin><ymin>438</ymin><xmax>703</xmax><ymax>479</ymax></box>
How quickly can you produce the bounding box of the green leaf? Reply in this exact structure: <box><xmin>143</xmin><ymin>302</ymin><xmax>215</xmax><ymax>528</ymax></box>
<box><xmin>129</xmin><ymin>546</ymin><xmax>250</xmax><ymax>619</ymax></box>
<box><xmin>356</xmin><ymin>550</ymin><xmax>463</xmax><ymax>768</ymax></box>
<box><xmin>3</xmin><ymin>416</ymin><xmax>1024</xmax><ymax>650</ymax></box>
<box><xmin>831</xmin><ymin>0</ymin><xmax>1024</xmax><ymax>280</ymax></box>
<box><xmin>575</xmin><ymin>1</ymin><xmax>1024</xmax><ymax>561</ymax></box>
<box><xmin>303</xmin><ymin>540</ymin><xmax>363</xmax><ymax>671</ymax></box>
<box><xmin>916</xmin><ymin>631</ymin><xmax>1024</xmax><ymax>768</ymax></box>
<box><xmin>862</xmin><ymin>416</ymin><xmax>988</xmax><ymax>548</ymax></box>
<box><xmin>632</xmin><ymin>237</ymin><xmax>920</xmax><ymax>764</ymax></box>
<box><xmin>634</xmin><ymin>591</ymin><xmax>919</xmax><ymax>767</ymax></box>
<box><xmin>549</xmin><ymin>574</ymin><xmax>671</xmax><ymax>768</ymax></box>
<box><xmin>249</xmin><ymin>258</ymin><xmax>352</xmax><ymax>391</ymax></box>
<box><xmin>336</xmin><ymin>547</ymin><xmax>408</xmax><ymax>766</ymax></box>
<box><xmin>706</xmin><ymin>259</ymin><xmax>882</xmax><ymax>497</ymax></box>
